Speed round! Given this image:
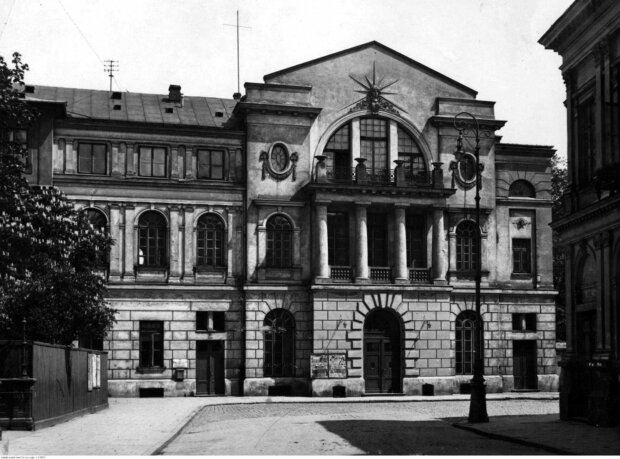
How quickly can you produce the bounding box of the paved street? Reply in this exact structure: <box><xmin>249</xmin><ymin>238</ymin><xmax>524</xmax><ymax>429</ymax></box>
<box><xmin>160</xmin><ymin>399</ymin><xmax>558</xmax><ymax>455</ymax></box>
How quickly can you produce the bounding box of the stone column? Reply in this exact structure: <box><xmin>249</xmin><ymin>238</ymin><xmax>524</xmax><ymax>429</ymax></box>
<box><xmin>109</xmin><ymin>204</ymin><xmax>122</xmax><ymax>280</ymax></box>
<box><xmin>118</xmin><ymin>143</ymin><xmax>126</xmax><ymax>176</ymax></box>
<box><xmin>170</xmin><ymin>147</ymin><xmax>179</xmax><ymax>178</ymax></box>
<box><xmin>351</xmin><ymin>118</ymin><xmax>361</xmax><ymax>168</ymax></box>
<box><xmin>432</xmin><ymin>208</ymin><xmax>447</xmax><ymax>284</ymax></box>
<box><xmin>111</xmin><ymin>143</ymin><xmax>121</xmax><ymax>176</ymax></box>
<box><xmin>126</xmin><ymin>144</ymin><xmax>135</xmax><ymax>175</ymax></box>
<box><xmin>600</xmin><ymin>233</ymin><xmax>612</xmax><ymax>353</ymax></box>
<box><xmin>394</xmin><ymin>205</ymin><xmax>408</xmax><ymax>283</ymax></box>
<box><xmin>123</xmin><ymin>205</ymin><xmax>135</xmax><ymax>280</ymax></box>
<box><xmin>169</xmin><ymin>206</ymin><xmax>181</xmax><ymax>282</ymax></box>
<box><xmin>355</xmin><ymin>202</ymin><xmax>370</xmax><ymax>283</ymax></box>
<box><xmin>315</xmin><ymin>202</ymin><xmax>330</xmax><ymax>282</ymax></box>
<box><xmin>183</xmin><ymin>206</ymin><xmax>194</xmax><ymax>281</ymax></box>
<box><xmin>53</xmin><ymin>138</ymin><xmax>64</xmax><ymax>173</ymax></box>
<box><xmin>227</xmin><ymin>210</ymin><xmax>235</xmax><ymax>282</ymax></box>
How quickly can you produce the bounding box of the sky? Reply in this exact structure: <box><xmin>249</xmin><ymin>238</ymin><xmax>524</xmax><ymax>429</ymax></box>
<box><xmin>0</xmin><ymin>0</ymin><xmax>573</xmax><ymax>156</ymax></box>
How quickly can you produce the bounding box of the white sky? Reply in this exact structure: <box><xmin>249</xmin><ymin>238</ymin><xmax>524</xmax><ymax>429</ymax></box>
<box><xmin>0</xmin><ymin>0</ymin><xmax>572</xmax><ymax>156</ymax></box>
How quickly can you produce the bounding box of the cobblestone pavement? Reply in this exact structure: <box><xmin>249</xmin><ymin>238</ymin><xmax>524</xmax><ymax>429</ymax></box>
<box><xmin>160</xmin><ymin>399</ymin><xmax>559</xmax><ymax>455</ymax></box>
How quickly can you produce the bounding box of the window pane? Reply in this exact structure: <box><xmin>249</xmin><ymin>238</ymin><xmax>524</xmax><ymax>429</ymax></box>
<box><xmin>78</xmin><ymin>143</ymin><xmax>92</xmax><ymax>173</ymax></box>
<box><xmin>197</xmin><ymin>150</ymin><xmax>210</xmax><ymax>178</ymax></box>
<box><xmin>152</xmin><ymin>148</ymin><xmax>166</xmax><ymax>177</ymax></box>
<box><xmin>93</xmin><ymin>144</ymin><xmax>107</xmax><ymax>174</ymax></box>
<box><xmin>139</xmin><ymin>147</ymin><xmax>152</xmax><ymax>176</ymax></box>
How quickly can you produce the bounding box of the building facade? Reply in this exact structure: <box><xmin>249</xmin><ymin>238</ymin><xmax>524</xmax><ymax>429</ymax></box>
<box><xmin>540</xmin><ymin>0</ymin><xmax>620</xmax><ymax>426</ymax></box>
<box><xmin>23</xmin><ymin>42</ymin><xmax>557</xmax><ymax>397</ymax></box>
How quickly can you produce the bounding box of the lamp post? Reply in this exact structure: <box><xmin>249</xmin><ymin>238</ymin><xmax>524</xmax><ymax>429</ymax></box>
<box><xmin>453</xmin><ymin>112</ymin><xmax>489</xmax><ymax>423</ymax></box>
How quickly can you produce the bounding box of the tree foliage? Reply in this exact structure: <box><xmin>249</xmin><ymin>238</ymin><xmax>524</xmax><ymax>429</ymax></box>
<box><xmin>550</xmin><ymin>153</ymin><xmax>568</xmax><ymax>341</ymax></box>
<box><xmin>0</xmin><ymin>52</ymin><xmax>116</xmax><ymax>345</ymax></box>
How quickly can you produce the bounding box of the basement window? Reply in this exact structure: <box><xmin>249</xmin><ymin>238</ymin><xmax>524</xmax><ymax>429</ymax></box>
<box><xmin>512</xmin><ymin>313</ymin><xmax>536</xmax><ymax>332</ymax></box>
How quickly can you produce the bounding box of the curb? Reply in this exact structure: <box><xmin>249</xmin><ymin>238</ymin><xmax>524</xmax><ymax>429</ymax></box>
<box><xmin>150</xmin><ymin>406</ymin><xmax>206</xmax><ymax>456</ymax></box>
<box><xmin>451</xmin><ymin>422</ymin><xmax>572</xmax><ymax>455</ymax></box>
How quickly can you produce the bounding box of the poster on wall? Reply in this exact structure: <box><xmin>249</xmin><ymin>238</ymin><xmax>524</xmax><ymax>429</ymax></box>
<box><xmin>311</xmin><ymin>353</ymin><xmax>347</xmax><ymax>379</ymax></box>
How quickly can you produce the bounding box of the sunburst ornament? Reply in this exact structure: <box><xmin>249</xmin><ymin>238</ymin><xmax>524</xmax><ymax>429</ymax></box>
<box><xmin>342</xmin><ymin>62</ymin><xmax>407</xmax><ymax>115</ymax></box>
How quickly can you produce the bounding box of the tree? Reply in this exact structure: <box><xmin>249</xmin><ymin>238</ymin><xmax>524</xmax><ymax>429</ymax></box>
<box><xmin>0</xmin><ymin>52</ymin><xmax>116</xmax><ymax>346</ymax></box>
<box><xmin>550</xmin><ymin>153</ymin><xmax>568</xmax><ymax>342</ymax></box>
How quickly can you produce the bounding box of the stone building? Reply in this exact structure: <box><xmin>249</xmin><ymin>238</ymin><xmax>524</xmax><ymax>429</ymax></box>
<box><xmin>540</xmin><ymin>0</ymin><xmax>620</xmax><ymax>426</ymax></box>
<box><xmin>22</xmin><ymin>41</ymin><xmax>557</xmax><ymax>397</ymax></box>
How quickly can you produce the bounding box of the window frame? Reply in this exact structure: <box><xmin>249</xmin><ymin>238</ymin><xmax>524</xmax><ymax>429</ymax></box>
<box><xmin>406</xmin><ymin>214</ymin><xmax>426</xmax><ymax>268</ymax></box>
<box><xmin>367</xmin><ymin>212</ymin><xmax>388</xmax><ymax>267</ymax></box>
<box><xmin>456</xmin><ymin>221</ymin><xmax>479</xmax><ymax>273</ymax></box>
<box><xmin>360</xmin><ymin>117</ymin><xmax>389</xmax><ymax>174</ymax></box>
<box><xmin>455</xmin><ymin>311</ymin><xmax>478</xmax><ymax>375</ymax></box>
<box><xmin>137</xmin><ymin>211</ymin><xmax>168</xmax><ymax>268</ymax></box>
<box><xmin>139</xmin><ymin>321</ymin><xmax>164</xmax><ymax>369</ymax></box>
<box><xmin>266</xmin><ymin>215</ymin><xmax>293</xmax><ymax>268</ymax></box>
<box><xmin>138</xmin><ymin>146</ymin><xmax>168</xmax><ymax>178</ymax></box>
<box><xmin>196</xmin><ymin>213</ymin><xmax>226</xmax><ymax>268</ymax></box>
<box><xmin>512</xmin><ymin>238</ymin><xmax>532</xmax><ymax>275</ymax></box>
<box><xmin>327</xmin><ymin>212</ymin><xmax>350</xmax><ymax>266</ymax></box>
<box><xmin>197</xmin><ymin>149</ymin><xmax>225</xmax><ymax>180</ymax></box>
<box><xmin>83</xmin><ymin>208</ymin><xmax>109</xmax><ymax>268</ymax></box>
<box><xmin>263</xmin><ymin>309</ymin><xmax>295</xmax><ymax>377</ymax></box>
<box><xmin>324</xmin><ymin>124</ymin><xmax>351</xmax><ymax>179</ymax></box>
<box><xmin>77</xmin><ymin>141</ymin><xmax>108</xmax><ymax>175</ymax></box>
<box><xmin>3</xmin><ymin>128</ymin><xmax>30</xmax><ymax>173</ymax></box>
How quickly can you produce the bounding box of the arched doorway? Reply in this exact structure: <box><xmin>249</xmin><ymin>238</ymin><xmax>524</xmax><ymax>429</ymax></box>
<box><xmin>363</xmin><ymin>309</ymin><xmax>401</xmax><ymax>393</ymax></box>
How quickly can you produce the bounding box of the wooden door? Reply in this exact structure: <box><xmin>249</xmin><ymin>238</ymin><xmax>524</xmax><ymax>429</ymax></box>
<box><xmin>196</xmin><ymin>341</ymin><xmax>225</xmax><ymax>395</ymax></box>
<box><xmin>364</xmin><ymin>334</ymin><xmax>399</xmax><ymax>393</ymax></box>
<box><xmin>513</xmin><ymin>340</ymin><xmax>537</xmax><ymax>390</ymax></box>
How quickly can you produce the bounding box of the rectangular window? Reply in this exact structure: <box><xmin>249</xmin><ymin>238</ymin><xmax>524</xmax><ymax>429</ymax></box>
<box><xmin>139</xmin><ymin>146</ymin><xmax>167</xmax><ymax>177</ymax></box>
<box><xmin>139</xmin><ymin>321</ymin><xmax>164</xmax><ymax>368</ymax></box>
<box><xmin>512</xmin><ymin>238</ymin><xmax>532</xmax><ymax>274</ymax></box>
<box><xmin>197</xmin><ymin>149</ymin><xmax>225</xmax><ymax>180</ymax></box>
<box><xmin>576</xmin><ymin>98</ymin><xmax>596</xmax><ymax>185</ymax></box>
<box><xmin>367</xmin><ymin>212</ymin><xmax>387</xmax><ymax>267</ymax></box>
<box><xmin>78</xmin><ymin>142</ymin><xmax>107</xmax><ymax>174</ymax></box>
<box><xmin>3</xmin><ymin>128</ymin><xmax>30</xmax><ymax>173</ymax></box>
<box><xmin>360</xmin><ymin>118</ymin><xmax>388</xmax><ymax>173</ymax></box>
<box><xmin>328</xmin><ymin>212</ymin><xmax>349</xmax><ymax>266</ymax></box>
<box><xmin>512</xmin><ymin>313</ymin><xmax>536</xmax><ymax>332</ymax></box>
<box><xmin>612</xmin><ymin>64</ymin><xmax>620</xmax><ymax>163</ymax></box>
<box><xmin>196</xmin><ymin>311</ymin><xmax>225</xmax><ymax>331</ymax></box>
<box><xmin>406</xmin><ymin>214</ymin><xmax>426</xmax><ymax>267</ymax></box>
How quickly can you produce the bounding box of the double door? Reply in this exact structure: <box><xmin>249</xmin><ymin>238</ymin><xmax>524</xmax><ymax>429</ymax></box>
<box><xmin>196</xmin><ymin>341</ymin><xmax>225</xmax><ymax>396</ymax></box>
<box><xmin>364</xmin><ymin>333</ymin><xmax>400</xmax><ymax>393</ymax></box>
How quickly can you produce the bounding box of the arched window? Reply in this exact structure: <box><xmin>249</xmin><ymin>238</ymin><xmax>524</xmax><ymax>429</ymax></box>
<box><xmin>456</xmin><ymin>221</ymin><xmax>479</xmax><ymax>272</ymax></box>
<box><xmin>266</xmin><ymin>215</ymin><xmax>293</xmax><ymax>268</ymax></box>
<box><xmin>196</xmin><ymin>213</ymin><xmax>225</xmax><ymax>267</ymax></box>
<box><xmin>263</xmin><ymin>309</ymin><xmax>295</xmax><ymax>377</ymax></box>
<box><xmin>83</xmin><ymin>208</ymin><xmax>108</xmax><ymax>268</ymax></box>
<box><xmin>398</xmin><ymin>126</ymin><xmax>427</xmax><ymax>182</ymax></box>
<box><xmin>456</xmin><ymin>310</ymin><xmax>479</xmax><ymax>375</ymax></box>
<box><xmin>138</xmin><ymin>211</ymin><xmax>167</xmax><ymax>267</ymax></box>
<box><xmin>509</xmin><ymin>180</ymin><xmax>536</xmax><ymax>198</ymax></box>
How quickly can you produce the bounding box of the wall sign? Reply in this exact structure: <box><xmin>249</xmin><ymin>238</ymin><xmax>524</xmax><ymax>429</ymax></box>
<box><xmin>311</xmin><ymin>353</ymin><xmax>347</xmax><ymax>379</ymax></box>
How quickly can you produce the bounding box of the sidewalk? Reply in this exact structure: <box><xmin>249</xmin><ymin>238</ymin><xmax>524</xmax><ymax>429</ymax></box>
<box><xmin>0</xmin><ymin>392</ymin><xmax>615</xmax><ymax>456</ymax></box>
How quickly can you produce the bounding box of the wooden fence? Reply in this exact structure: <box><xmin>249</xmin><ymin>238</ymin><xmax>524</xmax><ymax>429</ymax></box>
<box><xmin>0</xmin><ymin>340</ymin><xmax>108</xmax><ymax>430</ymax></box>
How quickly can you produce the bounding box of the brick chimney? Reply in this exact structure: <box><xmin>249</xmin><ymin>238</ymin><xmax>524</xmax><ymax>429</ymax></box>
<box><xmin>168</xmin><ymin>84</ymin><xmax>183</xmax><ymax>104</ymax></box>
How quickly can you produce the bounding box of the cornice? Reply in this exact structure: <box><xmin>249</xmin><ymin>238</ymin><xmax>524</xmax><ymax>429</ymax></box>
<box><xmin>304</xmin><ymin>182</ymin><xmax>456</xmax><ymax>199</ymax></box>
<box><xmin>234</xmin><ymin>102</ymin><xmax>322</xmax><ymax>118</ymax></box>
<box><xmin>551</xmin><ymin>193</ymin><xmax>620</xmax><ymax>232</ymax></box>
<box><xmin>430</xmin><ymin>115</ymin><xmax>506</xmax><ymax>131</ymax></box>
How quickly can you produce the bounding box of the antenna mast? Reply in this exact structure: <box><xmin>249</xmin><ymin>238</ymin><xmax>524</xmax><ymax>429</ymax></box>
<box><xmin>224</xmin><ymin>11</ymin><xmax>250</xmax><ymax>98</ymax></box>
<box><xmin>103</xmin><ymin>60</ymin><xmax>119</xmax><ymax>92</ymax></box>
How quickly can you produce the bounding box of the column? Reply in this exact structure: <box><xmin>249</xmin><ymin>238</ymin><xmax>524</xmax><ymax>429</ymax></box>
<box><xmin>118</xmin><ymin>143</ymin><xmax>126</xmax><ymax>176</ymax></box>
<box><xmin>169</xmin><ymin>206</ymin><xmax>181</xmax><ymax>282</ymax></box>
<box><xmin>355</xmin><ymin>203</ymin><xmax>370</xmax><ymax>283</ymax></box>
<box><xmin>227</xmin><ymin>209</ymin><xmax>235</xmax><ymax>282</ymax></box>
<box><xmin>564</xmin><ymin>245</ymin><xmax>574</xmax><ymax>354</ymax></box>
<box><xmin>126</xmin><ymin>144</ymin><xmax>135</xmax><ymax>175</ymax></box>
<box><xmin>351</xmin><ymin>118</ymin><xmax>361</xmax><ymax>168</ymax></box>
<box><xmin>315</xmin><ymin>203</ymin><xmax>329</xmax><ymax>282</ymax></box>
<box><xmin>109</xmin><ymin>204</ymin><xmax>122</xmax><ymax>280</ymax></box>
<box><xmin>123</xmin><ymin>205</ymin><xmax>135</xmax><ymax>279</ymax></box>
<box><xmin>432</xmin><ymin>208</ymin><xmax>447</xmax><ymax>284</ymax></box>
<box><xmin>601</xmin><ymin>233</ymin><xmax>612</xmax><ymax>354</ymax></box>
<box><xmin>111</xmin><ymin>143</ymin><xmax>121</xmax><ymax>176</ymax></box>
<box><xmin>53</xmin><ymin>138</ymin><xmax>63</xmax><ymax>173</ymax></box>
<box><xmin>394</xmin><ymin>206</ymin><xmax>408</xmax><ymax>283</ymax></box>
<box><xmin>183</xmin><ymin>206</ymin><xmax>195</xmax><ymax>281</ymax></box>
<box><xmin>170</xmin><ymin>147</ymin><xmax>179</xmax><ymax>178</ymax></box>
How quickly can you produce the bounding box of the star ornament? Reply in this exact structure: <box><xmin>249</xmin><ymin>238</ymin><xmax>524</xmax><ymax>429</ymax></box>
<box><xmin>342</xmin><ymin>62</ymin><xmax>407</xmax><ymax>115</ymax></box>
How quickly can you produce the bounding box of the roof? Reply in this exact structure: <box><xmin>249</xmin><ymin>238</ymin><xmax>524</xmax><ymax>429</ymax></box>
<box><xmin>23</xmin><ymin>85</ymin><xmax>237</xmax><ymax>128</ymax></box>
<box><xmin>263</xmin><ymin>41</ymin><xmax>477</xmax><ymax>97</ymax></box>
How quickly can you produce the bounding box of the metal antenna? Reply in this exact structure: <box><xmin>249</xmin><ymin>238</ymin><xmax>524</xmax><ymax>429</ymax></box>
<box><xmin>224</xmin><ymin>10</ymin><xmax>251</xmax><ymax>97</ymax></box>
<box><xmin>103</xmin><ymin>60</ymin><xmax>119</xmax><ymax>92</ymax></box>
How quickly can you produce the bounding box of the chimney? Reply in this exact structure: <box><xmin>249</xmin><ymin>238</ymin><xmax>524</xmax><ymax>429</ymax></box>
<box><xmin>168</xmin><ymin>84</ymin><xmax>183</xmax><ymax>104</ymax></box>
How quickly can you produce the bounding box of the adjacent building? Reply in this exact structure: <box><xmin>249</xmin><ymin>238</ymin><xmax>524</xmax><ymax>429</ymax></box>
<box><xmin>21</xmin><ymin>41</ymin><xmax>557</xmax><ymax>397</ymax></box>
<box><xmin>540</xmin><ymin>0</ymin><xmax>620</xmax><ymax>426</ymax></box>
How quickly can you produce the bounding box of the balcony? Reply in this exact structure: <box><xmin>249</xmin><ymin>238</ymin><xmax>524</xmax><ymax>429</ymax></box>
<box><xmin>327</xmin><ymin>266</ymin><xmax>432</xmax><ymax>284</ymax></box>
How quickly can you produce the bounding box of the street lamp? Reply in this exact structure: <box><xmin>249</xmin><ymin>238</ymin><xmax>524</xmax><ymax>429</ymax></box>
<box><xmin>453</xmin><ymin>112</ymin><xmax>489</xmax><ymax>423</ymax></box>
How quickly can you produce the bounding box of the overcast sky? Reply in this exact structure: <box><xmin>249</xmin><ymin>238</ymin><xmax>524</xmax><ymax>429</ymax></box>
<box><xmin>0</xmin><ymin>0</ymin><xmax>572</xmax><ymax>156</ymax></box>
